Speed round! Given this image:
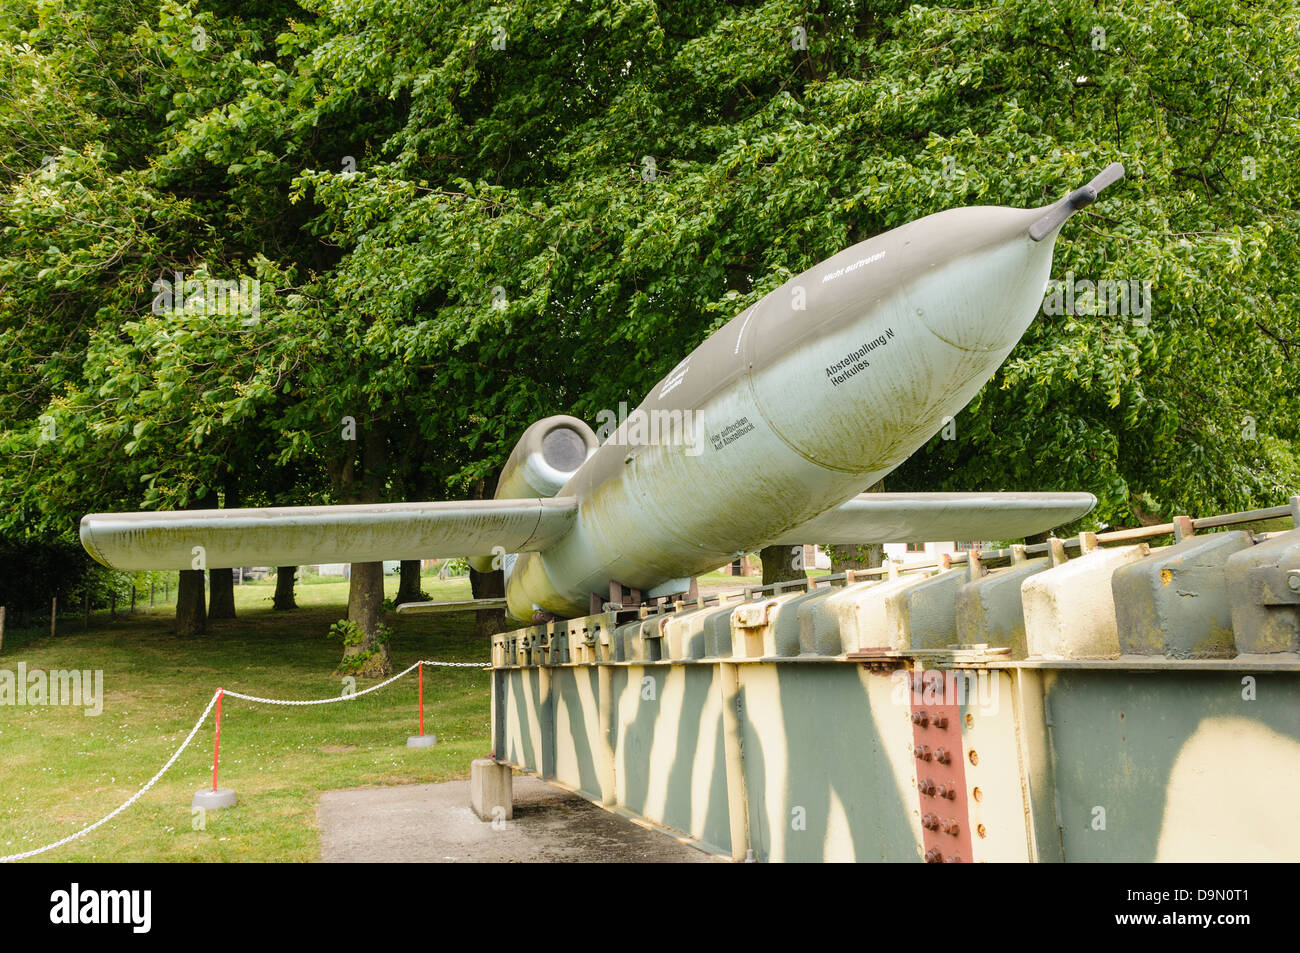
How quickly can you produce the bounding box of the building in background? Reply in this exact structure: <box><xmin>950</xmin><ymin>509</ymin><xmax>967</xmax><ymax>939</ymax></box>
<box><xmin>884</xmin><ymin>540</ymin><xmax>986</xmax><ymax>565</ymax></box>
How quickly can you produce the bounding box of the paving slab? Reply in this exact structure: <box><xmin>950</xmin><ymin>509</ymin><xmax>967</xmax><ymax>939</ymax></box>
<box><xmin>318</xmin><ymin>777</ymin><xmax>715</xmax><ymax>863</ymax></box>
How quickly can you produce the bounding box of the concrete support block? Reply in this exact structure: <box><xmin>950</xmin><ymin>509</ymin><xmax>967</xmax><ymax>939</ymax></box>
<box><xmin>520</xmin><ymin>629</ymin><xmax>542</xmax><ymax>666</ymax></box>
<box><xmin>704</xmin><ymin>604</ymin><xmax>739</xmax><ymax>658</ymax></box>
<box><xmin>1113</xmin><ymin>531</ymin><xmax>1253</xmax><ymax>658</ymax></box>
<box><xmin>797</xmin><ymin>579</ymin><xmax>883</xmax><ymax>655</ymax></box>
<box><xmin>729</xmin><ymin>588</ymin><xmax>829</xmax><ymax>659</ymax></box>
<box><xmin>883</xmin><ymin>568</ymin><xmax>966</xmax><ymax>650</ymax></box>
<box><xmin>192</xmin><ymin>787</ymin><xmax>236</xmax><ymax>810</ymax></box>
<box><xmin>611</xmin><ymin>619</ymin><xmax>638</xmax><ymax>662</ymax></box>
<box><xmin>629</xmin><ymin>616</ymin><xmax>665</xmax><ymax>662</ymax></box>
<box><xmin>662</xmin><ymin>603</ymin><xmax>731</xmax><ymax>661</ymax></box>
<box><xmin>955</xmin><ymin>558</ymin><xmax>1050</xmax><ymax>658</ymax></box>
<box><xmin>796</xmin><ymin>569</ymin><xmax>962</xmax><ymax>653</ymax></box>
<box><xmin>568</xmin><ymin>620</ymin><xmax>593</xmax><ymax>664</ymax></box>
<box><xmin>491</xmin><ymin>634</ymin><xmax>509</xmax><ymax>667</ymax></box>
<box><xmin>1022</xmin><ymin>544</ymin><xmax>1150</xmax><ymax>659</ymax></box>
<box><xmin>1226</xmin><ymin>528</ymin><xmax>1300</xmax><ymax>655</ymax></box>
<box><xmin>596</xmin><ymin>618</ymin><xmax>613</xmax><ymax>662</ymax></box>
<box><xmin>841</xmin><ymin>573</ymin><xmax>921</xmax><ymax>652</ymax></box>
<box><xmin>470</xmin><ymin>758</ymin><xmax>513</xmax><ymax>822</ymax></box>
<box><xmin>545</xmin><ymin>622</ymin><xmax>570</xmax><ymax>665</ymax></box>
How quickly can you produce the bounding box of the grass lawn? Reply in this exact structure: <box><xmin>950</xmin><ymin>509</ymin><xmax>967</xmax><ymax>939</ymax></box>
<box><xmin>0</xmin><ymin>564</ymin><xmax>811</xmax><ymax>862</ymax></box>
<box><xmin>0</xmin><ymin>574</ymin><xmax>490</xmax><ymax>862</ymax></box>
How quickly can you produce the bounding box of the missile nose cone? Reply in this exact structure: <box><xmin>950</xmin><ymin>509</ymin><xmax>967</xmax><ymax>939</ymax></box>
<box><xmin>1028</xmin><ymin>163</ymin><xmax>1125</xmax><ymax>241</ymax></box>
<box><xmin>916</xmin><ymin>163</ymin><xmax>1125</xmax><ymax>353</ymax></box>
<box><xmin>907</xmin><ymin>205</ymin><xmax>1060</xmax><ymax>354</ymax></box>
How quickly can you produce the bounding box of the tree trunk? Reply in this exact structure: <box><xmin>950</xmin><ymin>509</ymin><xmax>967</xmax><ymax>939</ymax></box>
<box><xmin>826</xmin><ymin>479</ymin><xmax>888</xmax><ymax>575</ymax></box>
<box><xmin>395</xmin><ymin>559</ymin><xmax>423</xmax><ymax>604</ymax></box>
<box><xmin>208</xmin><ymin>471</ymin><xmax>239</xmax><ymax>619</ymax></box>
<box><xmin>273</xmin><ymin>566</ymin><xmax>298</xmax><ymax>611</ymax></box>
<box><xmin>175</xmin><ymin>569</ymin><xmax>207</xmax><ymax>637</ymax></box>
<box><xmin>338</xmin><ymin>420</ymin><xmax>391</xmax><ymax>675</ymax></box>
<box><xmin>470</xmin><ymin>566</ymin><xmax>506</xmax><ymax>638</ymax></box>
<box><xmin>343</xmin><ymin>561</ymin><xmax>391</xmax><ymax>676</ymax></box>
<box><xmin>760</xmin><ymin>544</ymin><xmax>807</xmax><ymax>587</ymax></box>
<box><xmin>208</xmin><ymin>568</ymin><xmax>236</xmax><ymax>619</ymax></box>
<box><xmin>466</xmin><ymin>477</ymin><xmax>507</xmax><ymax>637</ymax></box>
<box><xmin>827</xmin><ymin>542</ymin><xmax>885</xmax><ymax>573</ymax></box>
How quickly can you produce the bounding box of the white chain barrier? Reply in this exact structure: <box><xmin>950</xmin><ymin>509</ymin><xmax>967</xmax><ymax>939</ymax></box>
<box><xmin>0</xmin><ymin>688</ymin><xmax>223</xmax><ymax>864</ymax></box>
<box><xmin>0</xmin><ymin>659</ymin><xmax>485</xmax><ymax>863</ymax></box>
<box><xmin>223</xmin><ymin>659</ymin><xmax>484</xmax><ymax>706</ymax></box>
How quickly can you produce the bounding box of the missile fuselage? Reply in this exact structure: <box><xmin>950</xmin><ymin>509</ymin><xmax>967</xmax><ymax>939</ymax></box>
<box><xmin>506</xmin><ymin>203</ymin><xmax>1061</xmax><ymax>621</ymax></box>
<box><xmin>77</xmin><ymin>169</ymin><xmax>1121</xmax><ymax>624</ymax></box>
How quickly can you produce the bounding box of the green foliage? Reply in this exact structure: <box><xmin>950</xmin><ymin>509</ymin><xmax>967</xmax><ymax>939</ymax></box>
<box><xmin>326</xmin><ymin>617</ymin><xmax>392</xmax><ymax>674</ymax></box>
<box><xmin>0</xmin><ymin>0</ymin><xmax>1295</xmax><ymax>548</ymax></box>
<box><xmin>437</xmin><ymin>558</ymin><xmax>470</xmax><ymax>577</ymax></box>
<box><xmin>0</xmin><ymin>535</ymin><xmax>125</xmax><ymax>619</ymax></box>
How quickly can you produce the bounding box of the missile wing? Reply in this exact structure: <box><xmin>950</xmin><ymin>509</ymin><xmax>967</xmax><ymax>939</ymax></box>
<box><xmin>769</xmin><ymin>491</ymin><xmax>1097</xmax><ymax>546</ymax></box>
<box><xmin>78</xmin><ymin>166</ymin><xmax>1124</xmax><ymax>624</ymax></box>
<box><xmin>79</xmin><ymin>497</ymin><xmax>577</xmax><ymax>571</ymax></box>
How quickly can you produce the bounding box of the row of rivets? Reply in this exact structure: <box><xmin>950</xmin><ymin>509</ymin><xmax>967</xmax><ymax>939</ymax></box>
<box><xmin>921</xmin><ymin>814</ymin><xmax>961</xmax><ymax>835</ymax></box>
<box><xmin>924</xmin><ymin>848</ymin><xmax>963</xmax><ymax>863</ymax></box>
<box><xmin>918</xmin><ymin>778</ymin><xmax>957</xmax><ymax>800</ymax></box>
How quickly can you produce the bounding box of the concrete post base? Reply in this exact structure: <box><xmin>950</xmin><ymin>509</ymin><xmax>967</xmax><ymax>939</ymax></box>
<box><xmin>470</xmin><ymin>758</ymin><xmax>512</xmax><ymax>822</ymax></box>
<box><xmin>192</xmin><ymin>787</ymin><xmax>237</xmax><ymax>810</ymax></box>
<box><xmin>406</xmin><ymin>734</ymin><xmax>437</xmax><ymax>748</ymax></box>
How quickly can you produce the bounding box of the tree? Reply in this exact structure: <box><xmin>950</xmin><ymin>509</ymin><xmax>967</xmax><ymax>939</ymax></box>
<box><xmin>760</xmin><ymin>545</ymin><xmax>805</xmax><ymax>588</ymax></box>
<box><xmin>395</xmin><ymin>561</ymin><xmax>424</xmax><ymax>605</ymax></box>
<box><xmin>207</xmin><ymin>474</ymin><xmax>241</xmax><ymax>620</ymax></box>
<box><xmin>272</xmin><ymin>567</ymin><xmax>298</xmax><ymax>611</ymax></box>
<box><xmin>175</xmin><ymin>570</ymin><xmax>206</xmax><ymax>638</ymax></box>
<box><xmin>2</xmin><ymin>0</ymin><xmax>1296</xmax><ymax>664</ymax></box>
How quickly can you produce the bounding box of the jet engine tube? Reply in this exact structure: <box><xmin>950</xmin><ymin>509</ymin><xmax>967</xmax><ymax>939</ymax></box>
<box><xmin>467</xmin><ymin>415</ymin><xmax>597</xmax><ymax>573</ymax></box>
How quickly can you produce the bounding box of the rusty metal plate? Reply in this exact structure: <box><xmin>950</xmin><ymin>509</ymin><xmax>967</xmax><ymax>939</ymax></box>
<box><xmin>910</xmin><ymin>669</ymin><xmax>974</xmax><ymax>863</ymax></box>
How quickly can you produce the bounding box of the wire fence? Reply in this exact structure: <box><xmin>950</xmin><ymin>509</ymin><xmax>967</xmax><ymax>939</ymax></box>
<box><xmin>0</xmin><ymin>659</ymin><xmax>487</xmax><ymax>863</ymax></box>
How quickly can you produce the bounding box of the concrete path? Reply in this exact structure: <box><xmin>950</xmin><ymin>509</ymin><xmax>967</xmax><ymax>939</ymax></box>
<box><xmin>318</xmin><ymin>777</ymin><xmax>715</xmax><ymax>863</ymax></box>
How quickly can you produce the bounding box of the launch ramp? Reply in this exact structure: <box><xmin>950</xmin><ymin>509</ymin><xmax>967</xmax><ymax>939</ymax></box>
<box><xmin>490</xmin><ymin>498</ymin><xmax>1300</xmax><ymax>862</ymax></box>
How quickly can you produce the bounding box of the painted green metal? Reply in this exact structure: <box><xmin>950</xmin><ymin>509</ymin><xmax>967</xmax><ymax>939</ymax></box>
<box><xmin>1227</xmin><ymin>530</ymin><xmax>1300</xmax><ymax>654</ymax></box>
<box><xmin>1112</xmin><ymin>530</ymin><xmax>1251</xmax><ymax>658</ymax></box>
<box><xmin>81</xmin><ymin>170</ymin><xmax>1124</xmax><ymax>623</ymax></box>
<box><xmin>1042</xmin><ymin>668</ymin><xmax>1300</xmax><ymax>861</ymax></box>
<box><xmin>491</xmin><ymin>522</ymin><xmax>1300</xmax><ymax>862</ymax></box>
<box><xmin>955</xmin><ymin>556</ymin><xmax>1050</xmax><ymax>658</ymax></box>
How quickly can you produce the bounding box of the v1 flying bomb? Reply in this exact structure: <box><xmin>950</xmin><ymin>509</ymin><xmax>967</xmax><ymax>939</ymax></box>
<box><xmin>81</xmin><ymin>165</ymin><xmax>1124</xmax><ymax>625</ymax></box>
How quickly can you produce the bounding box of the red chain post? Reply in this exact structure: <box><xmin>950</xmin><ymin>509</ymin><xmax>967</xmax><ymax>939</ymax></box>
<box><xmin>211</xmin><ymin>688</ymin><xmax>223</xmax><ymax>791</ymax></box>
<box><xmin>418</xmin><ymin>663</ymin><xmax>424</xmax><ymax>737</ymax></box>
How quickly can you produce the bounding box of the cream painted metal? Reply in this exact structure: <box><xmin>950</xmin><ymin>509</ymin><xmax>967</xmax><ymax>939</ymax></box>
<box><xmin>492</xmin><ymin>508</ymin><xmax>1300</xmax><ymax>862</ymax></box>
<box><xmin>1021</xmin><ymin>539</ymin><xmax>1151</xmax><ymax>659</ymax></box>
